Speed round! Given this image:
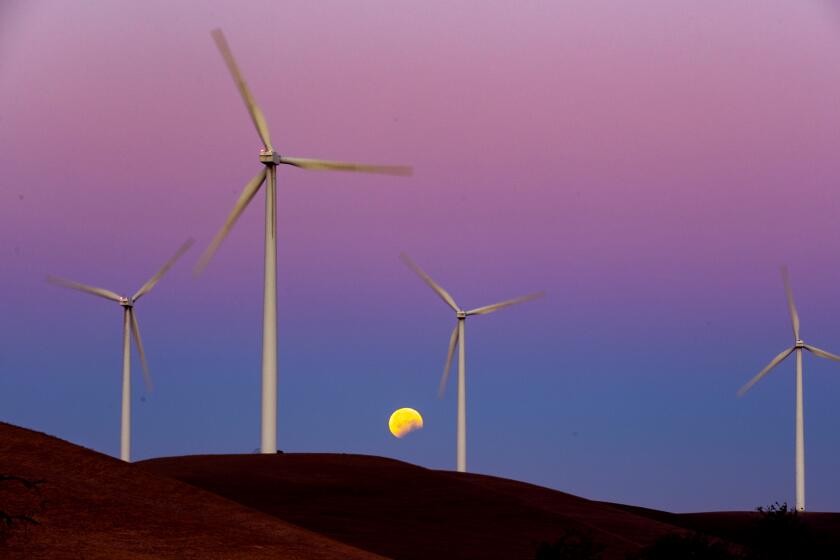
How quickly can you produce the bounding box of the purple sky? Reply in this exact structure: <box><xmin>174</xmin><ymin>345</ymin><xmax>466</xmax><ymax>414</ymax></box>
<box><xmin>4</xmin><ymin>1</ymin><xmax>840</xmax><ymax>512</ymax></box>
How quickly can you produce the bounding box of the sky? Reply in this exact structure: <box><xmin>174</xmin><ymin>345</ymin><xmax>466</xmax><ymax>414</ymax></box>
<box><xmin>3</xmin><ymin>0</ymin><xmax>840</xmax><ymax>513</ymax></box>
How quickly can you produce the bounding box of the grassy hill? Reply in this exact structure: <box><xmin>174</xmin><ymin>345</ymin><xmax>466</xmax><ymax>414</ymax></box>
<box><xmin>140</xmin><ymin>453</ymin><xmax>686</xmax><ymax>559</ymax></box>
<box><xmin>0</xmin><ymin>422</ymin><xmax>385</xmax><ymax>559</ymax></box>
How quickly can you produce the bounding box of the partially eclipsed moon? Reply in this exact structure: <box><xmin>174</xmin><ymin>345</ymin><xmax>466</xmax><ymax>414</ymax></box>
<box><xmin>389</xmin><ymin>407</ymin><xmax>423</xmax><ymax>438</ymax></box>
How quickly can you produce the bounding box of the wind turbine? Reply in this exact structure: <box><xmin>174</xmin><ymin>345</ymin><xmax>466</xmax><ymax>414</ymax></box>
<box><xmin>737</xmin><ymin>266</ymin><xmax>840</xmax><ymax>511</ymax></box>
<box><xmin>195</xmin><ymin>29</ymin><xmax>412</xmax><ymax>455</ymax></box>
<box><xmin>48</xmin><ymin>239</ymin><xmax>193</xmax><ymax>462</ymax></box>
<box><xmin>400</xmin><ymin>253</ymin><xmax>543</xmax><ymax>472</ymax></box>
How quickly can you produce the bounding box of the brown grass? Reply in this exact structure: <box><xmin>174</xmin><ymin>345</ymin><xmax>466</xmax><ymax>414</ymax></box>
<box><xmin>140</xmin><ymin>452</ymin><xmax>687</xmax><ymax>560</ymax></box>
<box><xmin>0</xmin><ymin>422</ymin><xmax>386</xmax><ymax>559</ymax></box>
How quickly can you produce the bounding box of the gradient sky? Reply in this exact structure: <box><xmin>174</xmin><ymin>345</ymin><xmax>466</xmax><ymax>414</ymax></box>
<box><xmin>4</xmin><ymin>0</ymin><xmax>840</xmax><ymax>512</ymax></box>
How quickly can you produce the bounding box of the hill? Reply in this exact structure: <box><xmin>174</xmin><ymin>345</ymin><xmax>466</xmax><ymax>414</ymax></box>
<box><xmin>10</xmin><ymin>420</ymin><xmax>839</xmax><ymax>559</ymax></box>
<box><xmin>604</xmin><ymin>504</ymin><xmax>840</xmax><ymax>554</ymax></box>
<box><xmin>0</xmin><ymin>422</ymin><xmax>385</xmax><ymax>559</ymax></box>
<box><xmin>140</xmin><ymin>453</ymin><xmax>687</xmax><ymax>560</ymax></box>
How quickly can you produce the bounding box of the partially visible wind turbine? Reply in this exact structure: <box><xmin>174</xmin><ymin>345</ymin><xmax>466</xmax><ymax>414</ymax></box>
<box><xmin>195</xmin><ymin>29</ymin><xmax>412</xmax><ymax>455</ymax></box>
<box><xmin>48</xmin><ymin>239</ymin><xmax>194</xmax><ymax>462</ymax></box>
<box><xmin>400</xmin><ymin>253</ymin><xmax>543</xmax><ymax>473</ymax></box>
<box><xmin>737</xmin><ymin>266</ymin><xmax>840</xmax><ymax>512</ymax></box>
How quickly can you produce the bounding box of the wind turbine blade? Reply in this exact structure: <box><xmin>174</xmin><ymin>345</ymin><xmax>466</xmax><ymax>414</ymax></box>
<box><xmin>210</xmin><ymin>29</ymin><xmax>273</xmax><ymax>151</ymax></box>
<box><xmin>195</xmin><ymin>168</ymin><xmax>267</xmax><ymax>275</ymax></box>
<box><xmin>466</xmin><ymin>291</ymin><xmax>545</xmax><ymax>316</ymax></box>
<box><xmin>279</xmin><ymin>156</ymin><xmax>412</xmax><ymax>176</ymax></box>
<box><xmin>129</xmin><ymin>309</ymin><xmax>153</xmax><ymax>393</ymax></box>
<box><xmin>399</xmin><ymin>253</ymin><xmax>459</xmax><ymax>312</ymax></box>
<box><xmin>47</xmin><ymin>276</ymin><xmax>123</xmax><ymax>303</ymax></box>
<box><xmin>804</xmin><ymin>344</ymin><xmax>840</xmax><ymax>363</ymax></box>
<box><xmin>737</xmin><ymin>347</ymin><xmax>794</xmax><ymax>397</ymax></box>
<box><xmin>133</xmin><ymin>239</ymin><xmax>195</xmax><ymax>302</ymax></box>
<box><xmin>781</xmin><ymin>266</ymin><xmax>800</xmax><ymax>340</ymax></box>
<box><xmin>439</xmin><ymin>322</ymin><xmax>460</xmax><ymax>398</ymax></box>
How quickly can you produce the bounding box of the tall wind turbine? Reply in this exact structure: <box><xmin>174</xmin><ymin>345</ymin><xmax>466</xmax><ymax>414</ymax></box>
<box><xmin>48</xmin><ymin>239</ymin><xmax>193</xmax><ymax>462</ymax></box>
<box><xmin>400</xmin><ymin>253</ymin><xmax>543</xmax><ymax>472</ymax></box>
<box><xmin>737</xmin><ymin>266</ymin><xmax>840</xmax><ymax>511</ymax></box>
<box><xmin>195</xmin><ymin>29</ymin><xmax>411</xmax><ymax>455</ymax></box>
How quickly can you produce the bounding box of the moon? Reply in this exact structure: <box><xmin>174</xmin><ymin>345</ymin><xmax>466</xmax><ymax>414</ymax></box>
<box><xmin>389</xmin><ymin>408</ymin><xmax>423</xmax><ymax>438</ymax></box>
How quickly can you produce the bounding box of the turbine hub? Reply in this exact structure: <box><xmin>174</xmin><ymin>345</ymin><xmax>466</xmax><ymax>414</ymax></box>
<box><xmin>795</xmin><ymin>339</ymin><xmax>805</xmax><ymax>348</ymax></box>
<box><xmin>456</xmin><ymin>310</ymin><xmax>467</xmax><ymax>319</ymax></box>
<box><xmin>259</xmin><ymin>149</ymin><xmax>282</xmax><ymax>165</ymax></box>
<box><xmin>119</xmin><ymin>297</ymin><xmax>133</xmax><ymax>308</ymax></box>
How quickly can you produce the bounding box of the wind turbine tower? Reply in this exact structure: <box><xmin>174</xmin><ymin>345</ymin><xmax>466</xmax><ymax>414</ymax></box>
<box><xmin>196</xmin><ymin>29</ymin><xmax>412</xmax><ymax>454</ymax></box>
<box><xmin>400</xmin><ymin>253</ymin><xmax>543</xmax><ymax>472</ymax></box>
<box><xmin>738</xmin><ymin>266</ymin><xmax>840</xmax><ymax>511</ymax></box>
<box><xmin>48</xmin><ymin>239</ymin><xmax>193</xmax><ymax>461</ymax></box>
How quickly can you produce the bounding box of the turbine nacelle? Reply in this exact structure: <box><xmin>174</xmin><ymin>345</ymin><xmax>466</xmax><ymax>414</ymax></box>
<box><xmin>795</xmin><ymin>339</ymin><xmax>805</xmax><ymax>349</ymax></box>
<box><xmin>259</xmin><ymin>149</ymin><xmax>282</xmax><ymax>165</ymax></box>
<box><xmin>456</xmin><ymin>310</ymin><xmax>467</xmax><ymax>319</ymax></box>
<box><xmin>119</xmin><ymin>296</ymin><xmax>134</xmax><ymax>308</ymax></box>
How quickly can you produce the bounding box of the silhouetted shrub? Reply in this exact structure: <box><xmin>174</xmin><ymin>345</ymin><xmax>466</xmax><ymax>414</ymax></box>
<box><xmin>535</xmin><ymin>529</ymin><xmax>604</xmax><ymax>560</ymax></box>
<box><xmin>747</xmin><ymin>502</ymin><xmax>803</xmax><ymax>559</ymax></box>
<box><xmin>744</xmin><ymin>501</ymin><xmax>839</xmax><ymax>560</ymax></box>
<box><xmin>627</xmin><ymin>532</ymin><xmax>740</xmax><ymax>560</ymax></box>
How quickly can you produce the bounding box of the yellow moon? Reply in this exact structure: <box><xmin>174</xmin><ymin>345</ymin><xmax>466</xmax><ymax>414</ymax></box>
<box><xmin>389</xmin><ymin>408</ymin><xmax>423</xmax><ymax>438</ymax></box>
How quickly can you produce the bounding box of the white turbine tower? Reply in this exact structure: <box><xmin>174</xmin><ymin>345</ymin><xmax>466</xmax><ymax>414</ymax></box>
<box><xmin>195</xmin><ymin>29</ymin><xmax>412</xmax><ymax>455</ymax></box>
<box><xmin>400</xmin><ymin>253</ymin><xmax>543</xmax><ymax>472</ymax></box>
<box><xmin>48</xmin><ymin>239</ymin><xmax>194</xmax><ymax>462</ymax></box>
<box><xmin>738</xmin><ymin>266</ymin><xmax>840</xmax><ymax>511</ymax></box>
